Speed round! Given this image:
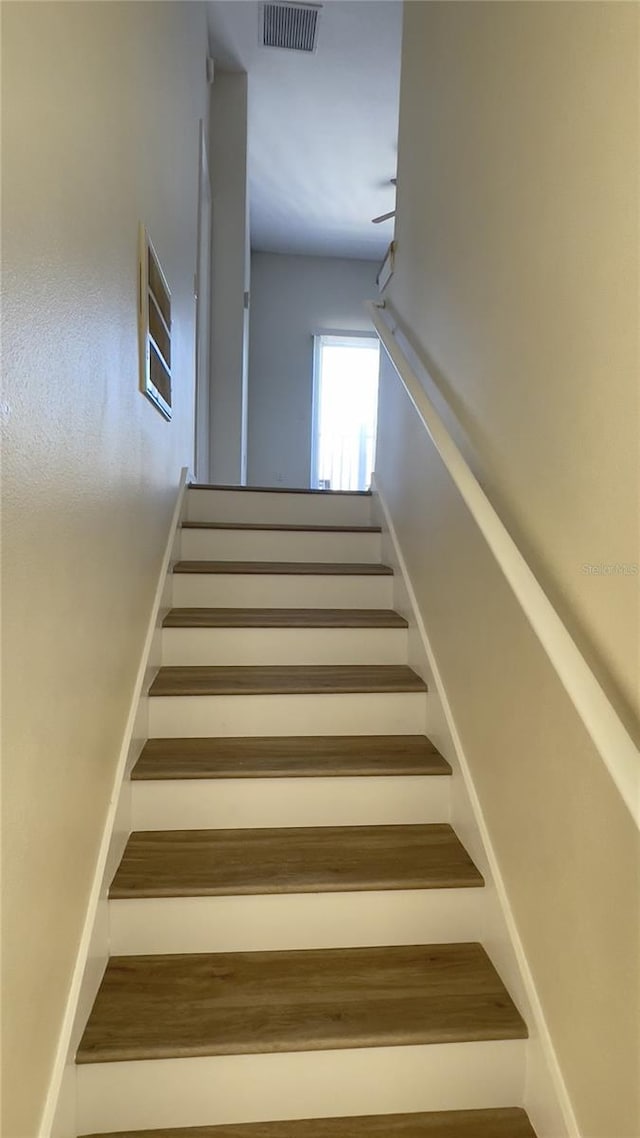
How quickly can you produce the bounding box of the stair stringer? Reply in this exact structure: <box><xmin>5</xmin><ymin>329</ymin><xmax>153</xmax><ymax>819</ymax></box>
<box><xmin>371</xmin><ymin>481</ymin><xmax>578</xmax><ymax>1138</ymax></box>
<box><xmin>43</xmin><ymin>467</ymin><xmax>191</xmax><ymax>1138</ymax></box>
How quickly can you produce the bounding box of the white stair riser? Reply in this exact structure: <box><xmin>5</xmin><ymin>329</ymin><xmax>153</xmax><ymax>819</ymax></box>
<box><xmin>76</xmin><ymin>1041</ymin><xmax>526</xmax><ymax>1133</ymax></box>
<box><xmin>180</xmin><ymin>528</ymin><xmax>381</xmax><ymax>563</ymax></box>
<box><xmin>148</xmin><ymin>692</ymin><xmax>427</xmax><ymax>739</ymax></box>
<box><xmin>187</xmin><ymin>489</ymin><xmax>372</xmax><ymax>527</ymax></box>
<box><xmin>130</xmin><ymin>774</ymin><xmax>449</xmax><ymax>830</ymax></box>
<box><xmin>109</xmin><ymin>889</ymin><xmax>486</xmax><ymax>956</ymax></box>
<box><xmin>171</xmin><ymin>574</ymin><xmax>393</xmax><ymax>609</ymax></box>
<box><xmin>161</xmin><ymin>627</ymin><xmax>407</xmax><ymax>667</ymax></box>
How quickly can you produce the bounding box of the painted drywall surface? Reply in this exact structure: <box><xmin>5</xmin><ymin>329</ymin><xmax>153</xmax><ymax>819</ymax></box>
<box><xmin>390</xmin><ymin>1</ymin><xmax>639</xmax><ymax>735</ymax></box>
<box><xmin>207</xmin><ymin>0</ymin><xmax>401</xmax><ymax>260</ymax></box>
<box><xmin>1</xmin><ymin>4</ymin><xmax>208</xmax><ymax>1135</ymax></box>
<box><xmin>247</xmin><ymin>252</ymin><xmax>377</xmax><ymax>487</ymax></box>
<box><xmin>209</xmin><ymin>71</ymin><xmax>250</xmax><ymax>485</ymax></box>
<box><xmin>376</xmin><ymin>353</ymin><xmax>640</xmax><ymax>1137</ymax></box>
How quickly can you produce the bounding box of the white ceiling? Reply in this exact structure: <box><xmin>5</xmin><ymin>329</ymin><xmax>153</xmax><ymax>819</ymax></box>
<box><xmin>207</xmin><ymin>0</ymin><xmax>402</xmax><ymax>261</ymax></box>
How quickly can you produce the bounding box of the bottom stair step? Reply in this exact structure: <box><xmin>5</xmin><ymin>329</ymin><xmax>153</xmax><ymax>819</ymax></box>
<box><xmin>77</xmin><ymin>943</ymin><xmax>526</xmax><ymax>1064</ymax></box>
<box><xmin>81</xmin><ymin>1107</ymin><xmax>537</xmax><ymax>1137</ymax></box>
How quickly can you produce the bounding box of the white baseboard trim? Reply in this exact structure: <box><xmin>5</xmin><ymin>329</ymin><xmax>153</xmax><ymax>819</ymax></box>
<box><xmin>41</xmin><ymin>467</ymin><xmax>191</xmax><ymax>1138</ymax></box>
<box><xmin>371</xmin><ymin>479</ymin><xmax>580</xmax><ymax>1138</ymax></box>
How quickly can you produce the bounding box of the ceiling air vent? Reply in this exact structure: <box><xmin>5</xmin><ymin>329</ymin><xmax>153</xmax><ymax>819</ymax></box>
<box><xmin>262</xmin><ymin>2</ymin><xmax>321</xmax><ymax>53</ymax></box>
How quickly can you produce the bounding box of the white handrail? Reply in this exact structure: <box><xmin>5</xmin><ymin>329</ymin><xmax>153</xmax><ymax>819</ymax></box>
<box><xmin>367</xmin><ymin>299</ymin><xmax>640</xmax><ymax>828</ymax></box>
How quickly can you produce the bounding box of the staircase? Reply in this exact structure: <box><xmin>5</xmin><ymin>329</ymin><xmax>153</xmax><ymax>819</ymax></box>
<box><xmin>76</xmin><ymin>485</ymin><xmax>536</xmax><ymax>1138</ymax></box>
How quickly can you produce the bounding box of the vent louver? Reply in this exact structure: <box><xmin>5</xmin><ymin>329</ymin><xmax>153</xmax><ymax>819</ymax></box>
<box><xmin>262</xmin><ymin>2</ymin><xmax>321</xmax><ymax>53</ymax></box>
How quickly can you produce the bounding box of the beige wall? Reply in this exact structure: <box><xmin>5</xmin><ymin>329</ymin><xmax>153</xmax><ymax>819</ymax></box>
<box><xmin>209</xmin><ymin>71</ymin><xmax>250</xmax><ymax>485</ymax></box>
<box><xmin>1</xmin><ymin>4</ymin><xmax>208</xmax><ymax>1135</ymax></box>
<box><xmin>377</xmin><ymin>358</ymin><xmax>639</xmax><ymax>1137</ymax></box>
<box><xmin>378</xmin><ymin>3</ymin><xmax>639</xmax><ymax>1134</ymax></box>
<box><xmin>248</xmin><ymin>252</ymin><xmax>377</xmax><ymax>487</ymax></box>
<box><xmin>390</xmin><ymin>0</ymin><xmax>639</xmax><ymax>737</ymax></box>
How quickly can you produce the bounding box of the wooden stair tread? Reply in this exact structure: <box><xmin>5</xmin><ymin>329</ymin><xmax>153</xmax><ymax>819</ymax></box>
<box><xmin>182</xmin><ymin>521</ymin><xmax>381</xmax><ymax>533</ymax></box>
<box><xmin>77</xmin><ymin>943</ymin><xmax>528</xmax><ymax>1064</ymax></box>
<box><xmin>149</xmin><ymin>665</ymin><xmax>427</xmax><ymax>698</ymax></box>
<box><xmin>110</xmin><ymin>823</ymin><xmax>484</xmax><ymax>899</ymax></box>
<box><xmin>132</xmin><ymin>736</ymin><xmax>451</xmax><ymax>780</ymax></box>
<box><xmin>163</xmin><ymin>608</ymin><xmax>408</xmax><ymax>629</ymax></box>
<box><xmin>189</xmin><ymin>484</ymin><xmax>371</xmax><ymax>497</ymax></box>
<box><xmin>80</xmin><ymin>1106</ymin><xmax>537</xmax><ymax>1137</ymax></box>
<box><xmin>173</xmin><ymin>561</ymin><xmax>393</xmax><ymax>576</ymax></box>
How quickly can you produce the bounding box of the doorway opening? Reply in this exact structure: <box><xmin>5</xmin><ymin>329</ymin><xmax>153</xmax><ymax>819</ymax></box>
<box><xmin>311</xmin><ymin>333</ymin><xmax>380</xmax><ymax>492</ymax></box>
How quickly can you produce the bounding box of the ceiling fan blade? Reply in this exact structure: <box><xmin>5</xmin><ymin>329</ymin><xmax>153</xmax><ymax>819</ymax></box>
<box><xmin>371</xmin><ymin>210</ymin><xmax>396</xmax><ymax>225</ymax></box>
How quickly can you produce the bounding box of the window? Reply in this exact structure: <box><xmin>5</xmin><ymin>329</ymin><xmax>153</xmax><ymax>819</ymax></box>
<box><xmin>311</xmin><ymin>334</ymin><xmax>380</xmax><ymax>492</ymax></box>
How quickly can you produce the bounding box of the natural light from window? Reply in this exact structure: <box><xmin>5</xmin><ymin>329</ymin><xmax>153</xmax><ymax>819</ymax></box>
<box><xmin>312</xmin><ymin>335</ymin><xmax>380</xmax><ymax>492</ymax></box>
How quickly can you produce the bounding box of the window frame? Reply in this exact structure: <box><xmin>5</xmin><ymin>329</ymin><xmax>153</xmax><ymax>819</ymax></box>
<box><xmin>310</xmin><ymin>330</ymin><xmax>380</xmax><ymax>490</ymax></box>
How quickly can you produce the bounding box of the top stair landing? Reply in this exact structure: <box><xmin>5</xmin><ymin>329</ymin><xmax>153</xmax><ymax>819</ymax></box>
<box><xmin>187</xmin><ymin>485</ymin><xmax>374</xmax><ymax>528</ymax></box>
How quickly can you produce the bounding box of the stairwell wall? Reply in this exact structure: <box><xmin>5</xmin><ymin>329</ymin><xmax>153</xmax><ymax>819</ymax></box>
<box><xmin>376</xmin><ymin>360</ymin><xmax>639</xmax><ymax>1136</ymax></box>
<box><xmin>1</xmin><ymin>5</ymin><xmax>209</xmax><ymax>1135</ymax></box>
<box><xmin>389</xmin><ymin>0</ymin><xmax>640</xmax><ymax>737</ymax></box>
<box><xmin>376</xmin><ymin>3</ymin><xmax>639</xmax><ymax>1134</ymax></box>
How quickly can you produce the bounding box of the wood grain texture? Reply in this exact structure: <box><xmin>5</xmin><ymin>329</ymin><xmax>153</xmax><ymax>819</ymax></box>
<box><xmin>109</xmin><ymin>824</ymin><xmax>484</xmax><ymax>899</ymax></box>
<box><xmin>82</xmin><ymin>1106</ymin><xmax>537</xmax><ymax>1138</ymax></box>
<box><xmin>149</xmin><ymin>666</ymin><xmax>428</xmax><ymax>698</ymax></box>
<box><xmin>182</xmin><ymin>522</ymin><xmax>382</xmax><ymax>533</ymax></box>
<box><xmin>189</xmin><ymin>485</ymin><xmax>371</xmax><ymax>497</ymax></box>
<box><xmin>132</xmin><ymin>736</ymin><xmax>451</xmax><ymax>781</ymax></box>
<box><xmin>77</xmin><ymin>943</ymin><xmax>527</xmax><ymax>1064</ymax></box>
<box><xmin>163</xmin><ymin>608</ymin><xmax>408</xmax><ymax>629</ymax></box>
<box><xmin>173</xmin><ymin>562</ymin><xmax>393</xmax><ymax>576</ymax></box>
